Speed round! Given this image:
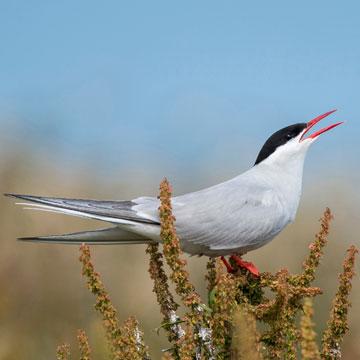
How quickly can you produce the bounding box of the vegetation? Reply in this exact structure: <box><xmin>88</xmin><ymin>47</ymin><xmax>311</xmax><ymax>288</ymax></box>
<box><xmin>55</xmin><ymin>179</ymin><xmax>358</xmax><ymax>359</ymax></box>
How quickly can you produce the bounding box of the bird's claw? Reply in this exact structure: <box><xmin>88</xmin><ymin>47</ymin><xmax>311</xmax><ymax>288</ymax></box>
<box><xmin>220</xmin><ymin>255</ymin><xmax>259</xmax><ymax>276</ymax></box>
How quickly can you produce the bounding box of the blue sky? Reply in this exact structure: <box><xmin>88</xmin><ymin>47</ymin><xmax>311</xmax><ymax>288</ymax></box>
<box><xmin>1</xmin><ymin>1</ymin><xmax>359</xmax><ymax>185</ymax></box>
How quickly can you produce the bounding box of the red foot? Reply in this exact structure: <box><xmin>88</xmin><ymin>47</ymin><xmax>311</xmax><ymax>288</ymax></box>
<box><xmin>220</xmin><ymin>256</ymin><xmax>236</xmax><ymax>273</ymax></box>
<box><xmin>231</xmin><ymin>255</ymin><xmax>259</xmax><ymax>276</ymax></box>
<box><xmin>220</xmin><ymin>255</ymin><xmax>259</xmax><ymax>276</ymax></box>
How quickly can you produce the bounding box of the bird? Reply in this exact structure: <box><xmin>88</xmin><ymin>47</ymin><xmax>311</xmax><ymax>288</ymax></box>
<box><xmin>5</xmin><ymin>110</ymin><xmax>343</xmax><ymax>276</ymax></box>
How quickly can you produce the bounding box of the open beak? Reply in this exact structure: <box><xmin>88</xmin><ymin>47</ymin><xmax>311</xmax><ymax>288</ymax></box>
<box><xmin>299</xmin><ymin>109</ymin><xmax>344</xmax><ymax>142</ymax></box>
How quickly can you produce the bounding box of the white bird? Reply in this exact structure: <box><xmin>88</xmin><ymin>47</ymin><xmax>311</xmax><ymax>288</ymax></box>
<box><xmin>6</xmin><ymin>110</ymin><xmax>343</xmax><ymax>275</ymax></box>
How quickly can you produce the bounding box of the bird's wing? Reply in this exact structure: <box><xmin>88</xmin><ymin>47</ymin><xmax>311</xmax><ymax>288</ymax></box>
<box><xmin>166</xmin><ymin>177</ymin><xmax>287</xmax><ymax>251</ymax></box>
<box><xmin>5</xmin><ymin>194</ymin><xmax>160</xmax><ymax>225</ymax></box>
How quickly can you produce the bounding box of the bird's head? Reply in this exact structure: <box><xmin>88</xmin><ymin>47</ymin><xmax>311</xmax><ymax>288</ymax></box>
<box><xmin>254</xmin><ymin>110</ymin><xmax>343</xmax><ymax>167</ymax></box>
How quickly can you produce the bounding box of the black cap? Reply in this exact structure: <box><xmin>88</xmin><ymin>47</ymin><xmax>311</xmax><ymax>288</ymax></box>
<box><xmin>254</xmin><ymin>123</ymin><xmax>308</xmax><ymax>165</ymax></box>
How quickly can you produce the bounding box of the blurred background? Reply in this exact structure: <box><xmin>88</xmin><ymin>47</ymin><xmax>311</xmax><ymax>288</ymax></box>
<box><xmin>1</xmin><ymin>1</ymin><xmax>360</xmax><ymax>359</ymax></box>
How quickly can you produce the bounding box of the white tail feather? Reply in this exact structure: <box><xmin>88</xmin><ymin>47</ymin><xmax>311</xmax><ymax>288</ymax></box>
<box><xmin>19</xmin><ymin>226</ymin><xmax>153</xmax><ymax>245</ymax></box>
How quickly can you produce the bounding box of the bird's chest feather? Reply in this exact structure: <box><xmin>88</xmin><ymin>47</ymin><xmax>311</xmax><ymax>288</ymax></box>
<box><xmin>272</xmin><ymin>175</ymin><xmax>303</xmax><ymax>223</ymax></box>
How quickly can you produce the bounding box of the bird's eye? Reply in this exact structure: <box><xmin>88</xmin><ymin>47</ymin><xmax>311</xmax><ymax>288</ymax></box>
<box><xmin>285</xmin><ymin>133</ymin><xmax>293</xmax><ymax>140</ymax></box>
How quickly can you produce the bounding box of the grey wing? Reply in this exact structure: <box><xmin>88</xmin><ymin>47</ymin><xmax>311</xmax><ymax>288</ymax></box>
<box><xmin>167</xmin><ymin>181</ymin><xmax>288</xmax><ymax>252</ymax></box>
<box><xmin>5</xmin><ymin>194</ymin><xmax>160</xmax><ymax>225</ymax></box>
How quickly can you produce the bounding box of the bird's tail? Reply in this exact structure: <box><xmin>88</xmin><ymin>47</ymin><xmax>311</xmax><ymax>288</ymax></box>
<box><xmin>18</xmin><ymin>226</ymin><xmax>154</xmax><ymax>245</ymax></box>
<box><xmin>4</xmin><ymin>194</ymin><xmax>160</xmax><ymax>225</ymax></box>
<box><xmin>5</xmin><ymin>194</ymin><xmax>158</xmax><ymax>244</ymax></box>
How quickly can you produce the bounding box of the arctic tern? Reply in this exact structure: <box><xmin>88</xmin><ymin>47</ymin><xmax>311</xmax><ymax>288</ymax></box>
<box><xmin>6</xmin><ymin>110</ymin><xmax>343</xmax><ymax>275</ymax></box>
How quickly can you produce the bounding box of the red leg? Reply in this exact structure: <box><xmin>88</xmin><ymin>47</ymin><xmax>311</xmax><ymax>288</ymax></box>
<box><xmin>220</xmin><ymin>256</ymin><xmax>235</xmax><ymax>273</ymax></box>
<box><xmin>230</xmin><ymin>255</ymin><xmax>259</xmax><ymax>276</ymax></box>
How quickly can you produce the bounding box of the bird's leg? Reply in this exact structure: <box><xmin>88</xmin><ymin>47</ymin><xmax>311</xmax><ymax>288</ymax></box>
<box><xmin>220</xmin><ymin>256</ymin><xmax>236</xmax><ymax>273</ymax></box>
<box><xmin>230</xmin><ymin>255</ymin><xmax>259</xmax><ymax>276</ymax></box>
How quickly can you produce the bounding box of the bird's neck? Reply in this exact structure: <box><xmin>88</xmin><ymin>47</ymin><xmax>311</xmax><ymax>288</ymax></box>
<box><xmin>253</xmin><ymin>141</ymin><xmax>310</xmax><ymax>193</ymax></box>
<box><xmin>250</xmin><ymin>154</ymin><xmax>308</xmax><ymax>220</ymax></box>
<box><xmin>255</xmin><ymin>157</ymin><xmax>305</xmax><ymax>189</ymax></box>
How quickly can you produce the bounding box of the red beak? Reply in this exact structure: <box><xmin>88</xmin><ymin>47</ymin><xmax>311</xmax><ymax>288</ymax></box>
<box><xmin>299</xmin><ymin>109</ymin><xmax>344</xmax><ymax>142</ymax></box>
